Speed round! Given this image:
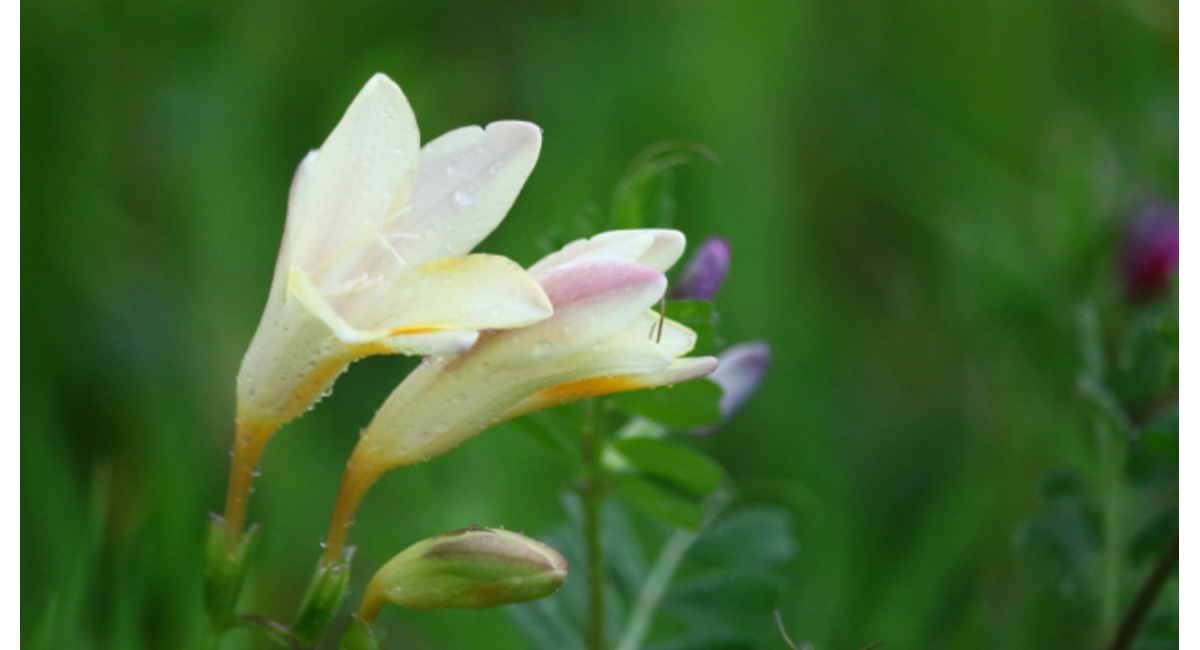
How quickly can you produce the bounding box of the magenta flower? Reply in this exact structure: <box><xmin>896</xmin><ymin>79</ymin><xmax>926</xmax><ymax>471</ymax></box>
<box><xmin>1122</xmin><ymin>201</ymin><xmax>1178</xmax><ymax>299</ymax></box>
<box><xmin>672</xmin><ymin>236</ymin><xmax>731</xmax><ymax>301</ymax></box>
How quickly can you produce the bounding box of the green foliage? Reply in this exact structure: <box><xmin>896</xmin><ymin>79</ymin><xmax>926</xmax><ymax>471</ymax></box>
<box><xmin>613</xmin><ymin>438</ymin><xmax>724</xmax><ymax>495</ymax></box>
<box><xmin>610</xmin><ymin>380</ymin><xmax>723</xmax><ymax>429</ymax></box>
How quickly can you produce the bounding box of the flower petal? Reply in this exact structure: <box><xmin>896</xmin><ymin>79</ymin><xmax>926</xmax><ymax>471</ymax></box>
<box><xmin>632</xmin><ymin>311</ymin><xmax>697</xmax><ymax>357</ymax></box>
<box><xmin>289</xmin><ymin>74</ymin><xmax>422</xmax><ymax>284</ymax></box>
<box><xmin>340</xmin><ymin>254</ymin><xmax>553</xmax><ymax>334</ymax></box>
<box><xmin>527</xmin><ymin>229</ymin><xmax>686</xmax><ymax>278</ymax></box>
<box><xmin>502</xmin><ymin>356</ymin><xmax>719</xmax><ymax>420</ymax></box>
<box><xmin>472</xmin><ymin>260</ymin><xmax>668</xmax><ymax>365</ymax></box>
<box><xmin>350</xmin><ymin>121</ymin><xmax>543</xmax><ymax>282</ymax></box>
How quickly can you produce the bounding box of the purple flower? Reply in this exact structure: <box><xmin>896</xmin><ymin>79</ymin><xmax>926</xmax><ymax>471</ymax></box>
<box><xmin>672</xmin><ymin>236</ymin><xmax>731</xmax><ymax>301</ymax></box>
<box><xmin>1122</xmin><ymin>201</ymin><xmax>1178</xmax><ymax>299</ymax></box>
<box><xmin>696</xmin><ymin>341</ymin><xmax>771</xmax><ymax>435</ymax></box>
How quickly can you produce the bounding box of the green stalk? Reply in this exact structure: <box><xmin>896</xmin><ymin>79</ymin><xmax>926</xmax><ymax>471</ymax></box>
<box><xmin>1096</xmin><ymin>419</ymin><xmax>1124</xmax><ymax>640</ymax></box>
<box><xmin>616</xmin><ymin>492</ymin><xmax>729</xmax><ymax>650</ymax></box>
<box><xmin>581</xmin><ymin>399</ymin><xmax>607</xmax><ymax>650</ymax></box>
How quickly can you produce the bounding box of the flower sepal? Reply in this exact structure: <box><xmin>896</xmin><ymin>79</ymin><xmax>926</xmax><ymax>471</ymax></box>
<box><xmin>292</xmin><ymin>546</ymin><xmax>357</xmax><ymax>646</ymax></box>
<box><xmin>202</xmin><ymin>514</ymin><xmax>262</xmax><ymax>629</ymax></box>
<box><xmin>337</xmin><ymin>615</ymin><xmax>384</xmax><ymax>650</ymax></box>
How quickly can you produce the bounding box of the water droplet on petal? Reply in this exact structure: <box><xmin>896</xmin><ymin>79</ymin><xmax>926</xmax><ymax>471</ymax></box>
<box><xmin>454</xmin><ymin>184</ymin><xmax>479</xmax><ymax>206</ymax></box>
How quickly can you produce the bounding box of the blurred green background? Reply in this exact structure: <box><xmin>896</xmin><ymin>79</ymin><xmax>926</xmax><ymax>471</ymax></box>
<box><xmin>22</xmin><ymin>0</ymin><xmax>1178</xmax><ymax>648</ymax></box>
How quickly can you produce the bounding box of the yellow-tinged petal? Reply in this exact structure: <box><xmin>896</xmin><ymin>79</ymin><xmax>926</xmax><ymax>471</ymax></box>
<box><xmin>334</xmin><ymin>254</ymin><xmax>553</xmax><ymax>335</ymax></box>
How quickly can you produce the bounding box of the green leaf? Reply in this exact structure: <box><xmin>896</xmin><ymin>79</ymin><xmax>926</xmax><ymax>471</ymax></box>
<box><xmin>661</xmin><ymin>571</ymin><xmax>783</xmax><ymax>623</ymax></box>
<box><xmin>508</xmin><ymin>411</ymin><xmax>583</xmax><ymax>470</ymax></box>
<box><xmin>616</xmin><ymin>475</ymin><xmax>706</xmax><ymax>530</ymax></box>
<box><xmin>609</xmin><ymin>380</ymin><xmax>723</xmax><ymax>429</ymax></box>
<box><xmin>688</xmin><ymin>507</ymin><xmax>796</xmax><ymax>568</ymax></box>
<box><xmin>665</xmin><ymin>300</ymin><xmax>719</xmax><ymax>354</ymax></box>
<box><xmin>613</xmin><ymin>438</ymin><xmax>724</xmax><ymax>495</ymax></box>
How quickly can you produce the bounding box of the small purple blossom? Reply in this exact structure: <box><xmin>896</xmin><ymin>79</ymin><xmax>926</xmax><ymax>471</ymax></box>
<box><xmin>672</xmin><ymin>236</ymin><xmax>731</xmax><ymax>301</ymax></box>
<box><xmin>1122</xmin><ymin>200</ymin><xmax>1178</xmax><ymax>299</ymax></box>
<box><xmin>696</xmin><ymin>341</ymin><xmax>771</xmax><ymax>435</ymax></box>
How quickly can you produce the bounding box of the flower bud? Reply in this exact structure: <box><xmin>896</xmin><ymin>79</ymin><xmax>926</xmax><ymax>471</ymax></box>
<box><xmin>1122</xmin><ymin>200</ymin><xmax>1178</xmax><ymax>300</ymax></box>
<box><xmin>358</xmin><ymin>527</ymin><xmax>567</xmax><ymax>620</ymax></box>
<box><xmin>202</xmin><ymin>514</ymin><xmax>261</xmax><ymax>629</ymax></box>
<box><xmin>672</xmin><ymin>236</ymin><xmax>731</xmax><ymax>300</ymax></box>
<box><xmin>696</xmin><ymin>341</ymin><xmax>771</xmax><ymax>435</ymax></box>
<box><xmin>292</xmin><ymin>547</ymin><xmax>356</xmax><ymax>646</ymax></box>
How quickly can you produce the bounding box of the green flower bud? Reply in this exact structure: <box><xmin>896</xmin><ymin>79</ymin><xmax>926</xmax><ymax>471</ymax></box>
<box><xmin>292</xmin><ymin>546</ymin><xmax>356</xmax><ymax>646</ymax></box>
<box><xmin>203</xmin><ymin>514</ymin><xmax>261</xmax><ymax>629</ymax></box>
<box><xmin>358</xmin><ymin>527</ymin><xmax>568</xmax><ymax>620</ymax></box>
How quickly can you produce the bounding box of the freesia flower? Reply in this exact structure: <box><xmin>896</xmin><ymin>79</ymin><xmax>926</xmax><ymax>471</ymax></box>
<box><xmin>223</xmin><ymin>73</ymin><xmax>553</xmax><ymax>545</ymax></box>
<box><xmin>671</xmin><ymin>235</ymin><xmax>731</xmax><ymax>300</ymax></box>
<box><xmin>321</xmin><ymin>229</ymin><xmax>718</xmax><ymax>563</ymax></box>
<box><xmin>696</xmin><ymin>341</ymin><xmax>771</xmax><ymax>435</ymax></box>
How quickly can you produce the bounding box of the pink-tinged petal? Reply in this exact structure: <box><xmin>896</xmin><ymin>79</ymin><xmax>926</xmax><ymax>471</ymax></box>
<box><xmin>528</xmin><ymin>229</ymin><xmax>686</xmax><ymax>278</ymax></box>
<box><xmin>538</xmin><ymin>259</ymin><xmax>666</xmax><ymax>308</ymax></box>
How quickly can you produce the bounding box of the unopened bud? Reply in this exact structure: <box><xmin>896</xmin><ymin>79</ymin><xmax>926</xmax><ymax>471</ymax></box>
<box><xmin>358</xmin><ymin>527</ymin><xmax>567</xmax><ymax>620</ymax></box>
<box><xmin>292</xmin><ymin>547</ymin><xmax>356</xmax><ymax>646</ymax></box>
<box><xmin>673</xmin><ymin>236</ymin><xmax>731</xmax><ymax>301</ymax></box>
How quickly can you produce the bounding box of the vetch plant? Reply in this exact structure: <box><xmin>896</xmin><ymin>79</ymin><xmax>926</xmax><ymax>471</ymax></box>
<box><xmin>202</xmin><ymin>76</ymin><xmax>779</xmax><ymax>650</ymax></box>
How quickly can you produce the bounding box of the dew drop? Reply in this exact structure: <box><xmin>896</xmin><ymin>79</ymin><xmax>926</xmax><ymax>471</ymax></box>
<box><xmin>454</xmin><ymin>184</ymin><xmax>479</xmax><ymax>206</ymax></box>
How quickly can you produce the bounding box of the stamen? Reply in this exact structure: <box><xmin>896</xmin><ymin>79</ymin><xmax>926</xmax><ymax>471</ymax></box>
<box><xmin>376</xmin><ymin>232</ymin><xmax>408</xmax><ymax>267</ymax></box>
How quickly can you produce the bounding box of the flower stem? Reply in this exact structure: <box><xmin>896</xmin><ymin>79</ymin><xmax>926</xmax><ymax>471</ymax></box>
<box><xmin>581</xmin><ymin>399</ymin><xmax>607</xmax><ymax>650</ymax></box>
<box><xmin>1106</xmin><ymin>531</ymin><xmax>1178</xmax><ymax>650</ymax></box>
<box><xmin>323</xmin><ymin>450</ymin><xmax>385</xmax><ymax>566</ymax></box>
<box><xmin>222</xmin><ymin>419</ymin><xmax>275</xmax><ymax>549</ymax></box>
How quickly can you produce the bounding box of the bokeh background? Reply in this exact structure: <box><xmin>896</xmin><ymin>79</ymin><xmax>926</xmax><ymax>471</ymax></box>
<box><xmin>22</xmin><ymin>1</ymin><xmax>1178</xmax><ymax>648</ymax></box>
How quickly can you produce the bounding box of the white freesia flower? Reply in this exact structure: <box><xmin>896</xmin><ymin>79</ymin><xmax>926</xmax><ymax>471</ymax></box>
<box><xmin>223</xmin><ymin>73</ymin><xmax>552</xmax><ymax>545</ymax></box>
<box><xmin>322</xmin><ymin>230</ymin><xmax>718</xmax><ymax>562</ymax></box>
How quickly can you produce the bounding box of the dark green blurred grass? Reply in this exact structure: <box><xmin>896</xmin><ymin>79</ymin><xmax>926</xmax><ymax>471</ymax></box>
<box><xmin>22</xmin><ymin>0</ymin><xmax>1176</xmax><ymax>648</ymax></box>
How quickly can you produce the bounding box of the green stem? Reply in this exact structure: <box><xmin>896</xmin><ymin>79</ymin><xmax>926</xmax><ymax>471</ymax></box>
<box><xmin>616</xmin><ymin>493</ymin><xmax>730</xmax><ymax>650</ymax></box>
<box><xmin>616</xmin><ymin>530</ymin><xmax>695</xmax><ymax>650</ymax></box>
<box><xmin>1097</xmin><ymin>419</ymin><xmax>1124</xmax><ymax>639</ymax></box>
<box><xmin>1106</xmin><ymin>531</ymin><xmax>1178</xmax><ymax>650</ymax></box>
<box><xmin>581</xmin><ymin>399</ymin><xmax>607</xmax><ymax>650</ymax></box>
